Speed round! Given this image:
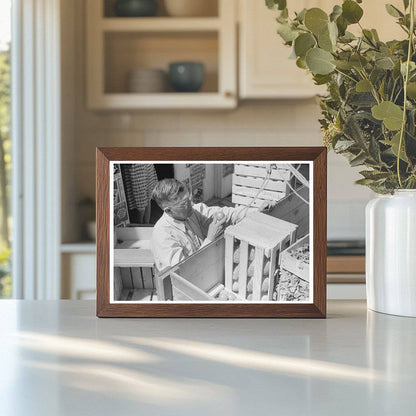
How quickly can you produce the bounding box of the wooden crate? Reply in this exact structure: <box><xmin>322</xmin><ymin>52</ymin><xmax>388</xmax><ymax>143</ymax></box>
<box><xmin>224</xmin><ymin>212</ymin><xmax>298</xmax><ymax>301</ymax></box>
<box><xmin>277</xmin><ymin>235</ymin><xmax>310</xmax><ymax>302</ymax></box>
<box><xmin>279</xmin><ymin>234</ymin><xmax>310</xmax><ymax>282</ymax></box>
<box><xmin>232</xmin><ymin>164</ymin><xmax>293</xmax><ymax>207</ymax></box>
<box><xmin>156</xmin><ymin>238</ymin><xmax>243</xmax><ymax>301</ymax></box>
<box><xmin>114</xmin><ymin>226</ymin><xmax>155</xmax><ymax>301</ymax></box>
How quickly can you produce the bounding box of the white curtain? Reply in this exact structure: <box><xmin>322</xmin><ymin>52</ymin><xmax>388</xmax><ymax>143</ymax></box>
<box><xmin>12</xmin><ymin>0</ymin><xmax>61</xmax><ymax>299</ymax></box>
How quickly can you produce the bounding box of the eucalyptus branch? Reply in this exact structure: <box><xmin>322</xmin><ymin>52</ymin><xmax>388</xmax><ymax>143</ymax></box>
<box><xmin>397</xmin><ymin>0</ymin><xmax>415</xmax><ymax>187</ymax></box>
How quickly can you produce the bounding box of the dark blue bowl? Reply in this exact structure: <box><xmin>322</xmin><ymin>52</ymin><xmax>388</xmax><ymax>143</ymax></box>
<box><xmin>114</xmin><ymin>0</ymin><xmax>158</xmax><ymax>17</ymax></box>
<box><xmin>169</xmin><ymin>62</ymin><xmax>205</xmax><ymax>93</ymax></box>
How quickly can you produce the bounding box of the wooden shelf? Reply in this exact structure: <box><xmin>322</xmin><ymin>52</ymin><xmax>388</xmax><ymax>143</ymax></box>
<box><xmin>101</xmin><ymin>17</ymin><xmax>221</xmax><ymax>32</ymax></box>
<box><xmin>89</xmin><ymin>92</ymin><xmax>235</xmax><ymax>110</ymax></box>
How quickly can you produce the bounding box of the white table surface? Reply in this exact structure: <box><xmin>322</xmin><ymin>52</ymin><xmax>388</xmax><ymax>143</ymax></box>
<box><xmin>0</xmin><ymin>300</ymin><xmax>415</xmax><ymax>416</ymax></box>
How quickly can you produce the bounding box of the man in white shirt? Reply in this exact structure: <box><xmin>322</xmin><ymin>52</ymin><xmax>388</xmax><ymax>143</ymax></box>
<box><xmin>151</xmin><ymin>178</ymin><xmax>269</xmax><ymax>272</ymax></box>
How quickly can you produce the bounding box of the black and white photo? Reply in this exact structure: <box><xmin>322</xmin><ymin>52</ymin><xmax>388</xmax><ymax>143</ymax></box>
<box><xmin>110</xmin><ymin>161</ymin><xmax>312</xmax><ymax>303</ymax></box>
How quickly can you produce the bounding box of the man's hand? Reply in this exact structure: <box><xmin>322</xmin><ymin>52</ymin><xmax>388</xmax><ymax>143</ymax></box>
<box><xmin>207</xmin><ymin>215</ymin><xmax>227</xmax><ymax>241</ymax></box>
<box><xmin>258</xmin><ymin>200</ymin><xmax>278</xmax><ymax>212</ymax></box>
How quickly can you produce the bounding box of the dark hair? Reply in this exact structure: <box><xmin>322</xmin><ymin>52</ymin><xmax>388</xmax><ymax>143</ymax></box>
<box><xmin>152</xmin><ymin>179</ymin><xmax>187</xmax><ymax>209</ymax></box>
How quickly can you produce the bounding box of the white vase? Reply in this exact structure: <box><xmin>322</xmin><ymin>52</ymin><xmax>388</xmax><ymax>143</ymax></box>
<box><xmin>366</xmin><ymin>190</ymin><xmax>416</xmax><ymax>317</ymax></box>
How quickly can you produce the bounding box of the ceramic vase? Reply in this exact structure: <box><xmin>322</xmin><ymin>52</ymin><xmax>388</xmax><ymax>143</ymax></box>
<box><xmin>366</xmin><ymin>190</ymin><xmax>416</xmax><ymax>317</ymax></box>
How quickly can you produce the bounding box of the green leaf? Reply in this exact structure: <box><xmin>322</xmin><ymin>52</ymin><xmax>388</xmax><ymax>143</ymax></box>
<box><xmin>296</xmin><ymin>57</ymin><xmax>307</xmax><ymax>69</ymax></box>
<box><xmin>407</xmin><ymin>82</ymin><xmax>416</xmax><ymax>99</ymax></box>
<box><xmin>350</xmin><ymin>152</ymin><xmax>368</xmax><ymax>167</ymax></box>
<box><xmin>304</xmin><ymin>8</ymin><xmax>329</xmax><ymax>35</ymax></box>
<box><xmin>375</xmin><ymin>56</ymin><xmax>395</xmax><ymax>70</ymax></box>
<box><xmin>350</xmin><ymin>53</ymin><xmax>368</xmax><ymax>69</ymax></box>
<box><xmin>333</xmin><ymin>59</ymin><xmax>353</xmax><ymax>70</ymax></box>
<box><xmin>349</xmin><ymin>92</ymin><xmax>377</xmax><ymax>107</ymax></box>
<box><xmin>277</xmin><ymin>23</ymin><xmax>299</xmax><ymax>42</ymax></box>
<box><xmin>356</xmin><ymin>79</ymin><xmax>372</xmax><ymax>92</ymax></box>
<box><xmin>362</xmin><ymin>29</ymin><xmax>375</xmax><ymax>44</ymax></box>
<box><xmin>381</xmin><ymin>132</ymin><xmax>409</xmax><ymax>162</ymax></box>
<box><xmin>330</xmin><ymin>5</ymin><xmax>343</xmax><ymax>22</ymax></box>
<box><xmin>266</xmin><ymin>0</ymin><xmax>287</xmax><ymax>11</ymax></box>
<box><xmin>385</xmin><ymin>4</ymin><xmax>404</xmax><ymax>18</ymax></box>
<box><xmin>294</xmin><ymin>33</ymin><xmax>315</xmax><ymax>57</ymax></box>
<box><xmin>371</xmin><ymin>29</ymin><xmax>380</xmax><ymax>42</ymax></box>
<box><xmin>369</xmin><ymin>136</ymin><xmax>381</xmax><ymax>162</ymax></box>
<box><xmin>318</xmin><ymin>31</ymin><xmax>333</xmax><ymax>52</ymax></box>
<box><xmin>313</xmin><ymin>74</ymin><xmax>332</xmax><ymax>85</ymax></box>
<box><xmin>295</xmin><ymin>8</ymin><xmax>307</xmax><ymax>22</ymax></box>
<box><xmin>342</xmin><ymin>0</ymin><xmax>363</xmax><ymax>24</ymax></box>
<box><xmin>336</xmin><ymin>15</ymin><xmax>348</xmax><ymax>36</ymax></box>
<box><xmin>328</xmin><ymin>21</ymin><xmax>338</xmax><ymax>45</ymax></box>
<box><xmin>401</xmin><ymin>61</ymin><xmax>416</xmax><ymax>76</ymax></box>
<box><xmin>334</xmin><ymin>139</ymin><xmax>356</xmax><ymax>152</ymax></box>
<box><xmin>372</xmin><ymin>101</ymin><xmax>404</xmax><ymax>130</ymax></box>
<box><xmin>355</xmin><ymin>178</ymin><xmax>377</xmax><ymax>185</ymax></box>
<box><xmin>359</xmin><ymin>170</ymin><xmax>392</xmax><ymax>180</ymax></box>
<box><xmin>403</xmin><ymin>0</ymin><xmax>410</xmax><ymax>9</ymax></box>
<box><xmin>306</xmin><ymin>48</ymin><xmax>335</xmax><ymax>75</ymax></box>
<box><xmin>339</xmin><ymin>31</ymin><xmax>356</xmax><ymax>42</ymax></box>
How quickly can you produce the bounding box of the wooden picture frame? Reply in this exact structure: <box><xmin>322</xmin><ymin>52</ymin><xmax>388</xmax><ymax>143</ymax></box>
<box><xmin>96</xmin><ymin>147</ymin><xmax>327</xmax><ymax>318</ymax></box>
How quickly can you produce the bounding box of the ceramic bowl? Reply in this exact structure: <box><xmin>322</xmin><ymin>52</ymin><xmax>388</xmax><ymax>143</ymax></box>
<box><xmin>168</xmin><ymin>62</ymin><xmax>205</xmax><ymax>92</ymax></box>
<box><xmin>114</xmin><ymin>0</ymin><xmax>158</xmax><ymax>17</ymax></box>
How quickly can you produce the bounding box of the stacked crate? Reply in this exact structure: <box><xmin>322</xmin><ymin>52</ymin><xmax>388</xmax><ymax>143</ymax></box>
<box><xmin>224</xmin><ymin>212</ymin><xmax>298</xmax><ymax>301</ymax></box>
<box><xmin>232</xmin><ymin>164</ymin><xmax>293</xmax><ymax>207</ymax></box>
<box><xmin>278</xmin><ymin>235</ymin><xmax>310</xmax><ymax>301</ymax></box>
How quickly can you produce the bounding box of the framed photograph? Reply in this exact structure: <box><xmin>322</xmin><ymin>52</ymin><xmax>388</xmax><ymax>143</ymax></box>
<box><xmin>96</xmin><ymin>147</ymin><xmax>327</xmax><ymax>318</ymax></box>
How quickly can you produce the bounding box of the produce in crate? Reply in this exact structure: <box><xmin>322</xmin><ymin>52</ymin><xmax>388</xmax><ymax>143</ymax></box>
<box><xmin>233</xmin><ymin>246</ymin><xmax>255</xmax><ymax>263</ymax></box>
<box><xmin>225</xmin><ymin>212</ymin><xmax>298</xmax><ymax>301</ymax></box>
<box><xmin>277</xmin><ymin>237</ymin><xmax>310</xmax><ymax>302</ymax></box>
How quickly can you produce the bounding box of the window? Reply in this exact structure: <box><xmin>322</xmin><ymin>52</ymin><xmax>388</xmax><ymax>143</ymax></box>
<box><xmin>0</xmin><ymin>0</ymin><xmax>11</xmax><ymax>298</ymax></box>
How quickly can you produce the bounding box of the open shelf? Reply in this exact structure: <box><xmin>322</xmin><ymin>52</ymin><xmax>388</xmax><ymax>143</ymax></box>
<box><xmin>104</xmin><ymin>31</ymin><xmax>219</xmax><ymax>94</ymax></box>
<box><xmin>86</xmin><ymin>0</ymin><xmax>236</xmax><ymax>109</ymax></box>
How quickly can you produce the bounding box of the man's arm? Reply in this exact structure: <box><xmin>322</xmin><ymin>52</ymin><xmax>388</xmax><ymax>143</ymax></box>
<box><xmin>151</xmin><ymin>233</ymin><xmax>188</xmax><ymax>273</ymax></box>
<box><xmin>194</xmin><ymin>202</ymin><xmax>259</xmax><ymax>225</ymax></box>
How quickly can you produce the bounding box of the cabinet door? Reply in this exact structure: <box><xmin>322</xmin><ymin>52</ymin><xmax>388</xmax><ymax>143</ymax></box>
<box><xmin>239</xmin><ymin>0</ymin><xmax>322</xmax><ymax>99</ymax></box>
<box><xmin>239</xmin><ymin>0</ymin><xmax>405</xmax><ymax>99</ymax></box>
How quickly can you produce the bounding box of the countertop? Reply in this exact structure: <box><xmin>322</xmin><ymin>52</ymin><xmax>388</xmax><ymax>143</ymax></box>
<box><xmin>0</xmin><ymin>300</ymin><xmax>415</xmax><ymax>415</ymax></box>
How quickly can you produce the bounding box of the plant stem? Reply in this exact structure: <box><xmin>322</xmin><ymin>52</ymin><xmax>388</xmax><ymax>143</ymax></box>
<box><xmin>334</xmin><ymin>68</ymin><xmax>357</xmax><ymax>83</ymax></box>
<box><xmin>398</xmin><ymin>0</ymin><xmax>415</xmax><ymax>188</ymax></box>
<box><xmin>358</xmin><ymin>69</ymin><xmax>380</xmax><ymax>104</ymax></box>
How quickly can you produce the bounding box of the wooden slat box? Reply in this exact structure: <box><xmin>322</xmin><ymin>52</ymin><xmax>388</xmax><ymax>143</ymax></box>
<box><xmin>232</xmin><ymin>164</ymin><xmax>293</xmax><ymax>207</ymax></box>
<box><xmin>156</xmin><ymin>238</ymin><xmax>241</xmax><ymax>301</ymax></box>
<box><xmin>277</xmin><ymin>235</ymin><xmax>310</xmax><ymax>302</ymax></box>
<box><xmin>234</xmin><ymin>164</ymin><xmax>292</xmax><ymax>181</ymax></box>
<box><xmin>114</xmin><ymin>226</ymin><xmax>155</xmax><ymax>301</ymax></box>
<box><xmin>224</xmin><ymin>212</ymin><xmax>298</xmax><ymax>301</ymax></box>
<box><xmin>279</xmin><ymin>234</ymin><xmax>310</xmax><ymax>282</ymax></box>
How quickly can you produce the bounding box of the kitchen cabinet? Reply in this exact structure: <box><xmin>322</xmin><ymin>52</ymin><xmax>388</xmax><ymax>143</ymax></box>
<box><xmin>238</xmin><ymin>0</ymin><xmax>405</xmax><ymax>99</ymax></box>
<box><xmin>239</xmin><ymin>0</ymin><xmax>326</xmax><ymax>99</ymax></box>
<box><xmin>61</xmin><ymin>244</ymin><xmax>96</xmax><ymax>300</ymax></box>
<box><xmin>86</xmin><ymin>0</ymin><xmax>237</xmax><ymax>109</ymax></box>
